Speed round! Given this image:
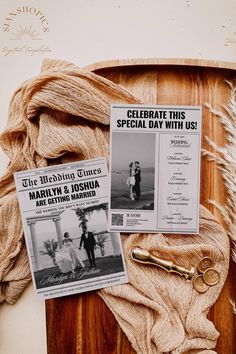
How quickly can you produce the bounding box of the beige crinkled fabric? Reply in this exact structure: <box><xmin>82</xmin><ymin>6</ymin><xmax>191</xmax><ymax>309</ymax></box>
<box><xmin>100</xmin><ymin>205</ymin><xmax>229</xmax><ymax>354</ymax></box>
<box><xmin>0</xmin><ymin>59</ymin><xmax>230</xmax><ymax>353</ymax></box>
<box><xmin>0</xmin><ymin>59</ymin><xmax>140</xmax><ymax>304</ymax></box>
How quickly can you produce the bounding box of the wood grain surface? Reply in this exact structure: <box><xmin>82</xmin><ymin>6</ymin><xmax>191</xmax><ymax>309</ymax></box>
<box><xmin>46</xmin><ymin>59</ymin><xmax>236</xmax><ymax>354</ymax></box>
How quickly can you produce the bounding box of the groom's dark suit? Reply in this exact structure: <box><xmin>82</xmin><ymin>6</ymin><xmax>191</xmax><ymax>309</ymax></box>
<box><xmin>134</xmin><ymin>165</ymin><xmax>141</xmax><ymax>200</ymax></box>
<box><xmin>79</xmin><ymin>231</ymin><xmax>96</xmax><ymax>267</ymax></box>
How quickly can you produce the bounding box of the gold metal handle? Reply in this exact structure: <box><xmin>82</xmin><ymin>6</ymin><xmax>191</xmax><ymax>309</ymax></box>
<box><xmin>131</xmin><ymin>246</ymin><xmax>195</xmax><ymax>280</ymax></box>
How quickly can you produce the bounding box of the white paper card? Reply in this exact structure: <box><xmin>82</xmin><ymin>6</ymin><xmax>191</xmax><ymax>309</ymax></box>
<box><xmin>14</xmin><ymin>158</ymin><xmax>128</xmax><ymax>299</ymax></box>
<box><xmin>109</xmin><ymin>104</ymin><xmax>202</xmax><ymax>234</ymax></box>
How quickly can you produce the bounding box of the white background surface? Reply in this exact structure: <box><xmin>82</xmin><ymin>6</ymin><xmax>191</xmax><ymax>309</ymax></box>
<box><xmin>0</xmin><ymin>1</ymin><xmax>236</xmax><ymax>353</ymax></box>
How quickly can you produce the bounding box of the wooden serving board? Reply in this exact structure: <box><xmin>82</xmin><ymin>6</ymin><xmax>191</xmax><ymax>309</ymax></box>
<box><xmin>46</xmin><ymin>59</ymin><xmax>236</xmax><ymax>354</ymax></box>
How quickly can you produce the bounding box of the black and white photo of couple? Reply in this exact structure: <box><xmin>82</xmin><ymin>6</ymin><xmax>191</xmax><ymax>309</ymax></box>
<box><xmin>110</xmin><ymin>132</ymin><xmax>155</xmax><ymax>210</ymax></box>
<box><xmin>55</xmin><ymin>229</ymin><xmax>97</xmax><ymax>277</ymax></box>
<box><xmin>55</xmin><ymin>232</ymin><xmax>85</xmax><ymax>276</ymax></box>
<box><xmin>127</xmin><ymin>161</ymin><xmax>141</xmax><ymax>200</ymax></box>
<box><xmin>27</xmin><ymin>203</ymin><xmax>125</xmax><ymax>290</ymax></box>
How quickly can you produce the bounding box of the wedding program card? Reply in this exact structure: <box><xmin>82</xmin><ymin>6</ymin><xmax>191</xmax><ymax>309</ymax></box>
<box><xmin>109</xmin><ymin>105</ymin><xmax>202</xmax><ymax>234</ymax></box>
<box><xmin>14</xmin><ymin>158</ymin><xmax>128</xmax><ymax>299</ymax></box>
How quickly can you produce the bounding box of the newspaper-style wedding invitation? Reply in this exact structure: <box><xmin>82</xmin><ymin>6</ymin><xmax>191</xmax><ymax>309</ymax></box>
<box><xmin>109</xmin><ymin>104</ymin><xmax>202</xmax><ymax>234</ymax></box>
<box><xmin>14</xmin><ymin>158</ymin><xmax>128</xmax><ymax>299</ymax></box>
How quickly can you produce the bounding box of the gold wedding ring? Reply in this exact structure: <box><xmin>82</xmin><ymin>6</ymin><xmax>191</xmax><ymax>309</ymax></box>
<box><xmin>193</xmin><ymin>275</ymin><xmax>210</xmax><ymax>293</ymax></box>
<box><xmin>203</xmin><ymin>268</ymin><xmax>220</xmax><ymax>286</ymax></box>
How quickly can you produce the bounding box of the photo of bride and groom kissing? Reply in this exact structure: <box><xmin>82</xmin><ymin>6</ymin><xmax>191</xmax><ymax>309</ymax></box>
<box><xmin>127</xmin><ymin>161</ymin><xmax>141</xmax><ymax>201</ymax></box>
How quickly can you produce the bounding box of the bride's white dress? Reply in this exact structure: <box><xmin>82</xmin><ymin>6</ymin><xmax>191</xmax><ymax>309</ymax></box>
<box><xmin>55</xmin><ymin>243</ymin><xmax>85</xmax><ymax>273</ymax></box>
<box><xmin>126</xmin><ymin>168</ymin><xmax>135</xmax><ymax>186</ymax></box>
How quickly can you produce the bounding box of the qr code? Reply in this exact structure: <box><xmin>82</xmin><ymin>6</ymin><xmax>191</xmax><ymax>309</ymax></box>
<box><xmin>111</xmin><ymin>213</ymin><xmax>124</xmax><ymax>226</ymax></box>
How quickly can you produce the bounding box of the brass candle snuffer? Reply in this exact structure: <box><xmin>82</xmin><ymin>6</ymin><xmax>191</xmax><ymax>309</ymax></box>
<box><xmin>130</xmin><ymin>247</ymin><xmax>220</xmax><ymax>293</ymax></box>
